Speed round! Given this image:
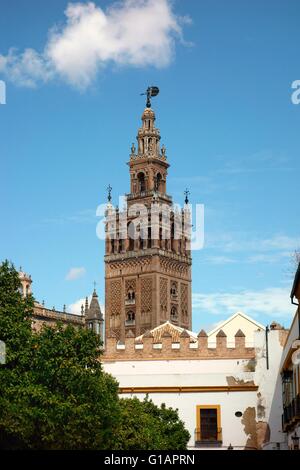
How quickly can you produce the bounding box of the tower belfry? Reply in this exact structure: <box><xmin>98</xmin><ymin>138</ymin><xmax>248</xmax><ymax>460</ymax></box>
<box><xmin>105</xmin><ymin>95</ymin><xmax>192</xmax><ymax>341</ymax></box>
<box><xmin>128</xmin><ymin>106</ymin><xmax>169</xmax><ymax>204</ymax></box>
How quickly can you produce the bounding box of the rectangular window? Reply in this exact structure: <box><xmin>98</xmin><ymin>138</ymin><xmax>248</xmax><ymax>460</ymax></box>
<box><xmin>196</xmin><ymin>405</ymin><xmax>222</xmax><ymax>444</ymax></box>
<box><xmin>200</xmin><ymin>408</ymin><xmax>218</xmax><ymax>440</ymax></box>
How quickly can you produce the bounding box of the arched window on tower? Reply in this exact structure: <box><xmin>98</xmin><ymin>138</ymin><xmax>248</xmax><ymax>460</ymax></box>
<box><xmin>139</xmin><ymin>235</ymin><xmax>143</xmax><ymax>250</ymax></box>
<box><xmin>125</xmin><ymin>311</ymin><xmax>135</xmax><ymax>325</ymax></box>
<box><xmin>171</xmin><ymin>222</ymin><xmax>175</xmax><ymax>251</ymax></box>
<box><xmin>127</xmin><ymin>222</ymin><xmax>135</xmax><ymax>251</ymax></box>
<box><xmin>126</xmin><ymin>289</ymin><xmax>135</xmax><ymax>305</ymax></box>
<box><xmin>171</xmin><ymin>306</ymin><xmax>178</xmax><ymax>322</ymax></box>
<box><xmin>115</xmin><ymin>313</ymin><xmax>121</xmax><ymax>327</ymax></box>
<box><xmin>148</xmin><ymin>226</ymin><xmax>152</xmax><ymax>248</ymax></box>
<box><xmin>159</xmin><ymin>226</ymin><xmax>164</xmax><ymax>249</ymax></box>
<box><xmin>156</xmin><ymin>173</ymin><xmax>162</xmax><ymax>192</ymax></box>
<box><xmin>137</xmin><ymin>172</ymin><xmax>146</xmax><ymax>193</ymax></box>
<box><xmin>170</xmin><ymin>282</ymin><xmax>178</xmax><ymax>297</ymax></box>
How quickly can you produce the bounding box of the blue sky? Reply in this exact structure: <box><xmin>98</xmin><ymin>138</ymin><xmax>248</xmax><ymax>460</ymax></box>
<box><xmin>0</xmin><ymin>0</ymin><xmax>299</xmax><ymax>332</ymax></box>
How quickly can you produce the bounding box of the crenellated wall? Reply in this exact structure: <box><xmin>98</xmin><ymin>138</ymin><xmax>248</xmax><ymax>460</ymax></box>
<box><xmin>103</xmin><ymin>329</ymin><xmax>255</xmax><ymax>361</ymax></box>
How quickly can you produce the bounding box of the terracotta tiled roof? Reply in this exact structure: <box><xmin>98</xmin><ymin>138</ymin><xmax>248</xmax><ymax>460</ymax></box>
<box><xmin>136</xmin><ymin>321</ymin><xmax>197</xmax><ymax>343</ymax></box>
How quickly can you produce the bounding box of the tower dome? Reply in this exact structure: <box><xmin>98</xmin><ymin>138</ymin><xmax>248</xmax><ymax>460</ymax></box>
<box><xmin>18</xmin><ymin>268</ymin><xmax>32</xmax><ymax>297</ymax></box>
<box><xmin>142</xmin><ymin>107</ymin><xmax>155</xmax><ymax>119</ymax></box>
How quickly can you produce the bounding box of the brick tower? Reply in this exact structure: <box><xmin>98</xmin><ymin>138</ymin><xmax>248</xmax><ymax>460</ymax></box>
<box><xmin>105</xmin><ymin>102</ymin><xmax>192</xmax><ymax>341</ymax></box>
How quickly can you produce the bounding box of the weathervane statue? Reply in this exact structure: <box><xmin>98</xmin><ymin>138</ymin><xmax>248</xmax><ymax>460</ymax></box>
<box><xmin>106</xmin><ymin>184</ymin><xmax>112</xmax><ymax>203</ymax></box>
<box><xmin>141</xmin><ymin>86</ymin><xmax>160</xmax><ymax>108</ymax></box>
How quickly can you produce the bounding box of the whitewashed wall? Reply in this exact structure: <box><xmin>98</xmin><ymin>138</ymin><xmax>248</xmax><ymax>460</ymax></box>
<box><xmin>254</xmin><ymin>329</ymin><xmax>288</xmax><ymax>449</ymax></box>
<box><xmin>119</xmin><ymin>390</ymin><xmax>257</xmax><ymax>449</ymax></box>
<box><xmin>104</xmin><ymin>358</ymin><xmax>257</xmax><ymax>449</ymax></box>
<box><xmin>103</xmin><ymin>327</ymin><xmax>286</xmax><ymax>449</ymax></box>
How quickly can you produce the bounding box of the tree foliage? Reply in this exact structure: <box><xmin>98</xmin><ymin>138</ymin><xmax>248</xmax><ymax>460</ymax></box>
<box><xmin>0</xmin><ymin>260</ymin><xmax>190</xmax><ymax>450</ymax></box>
<box><xmin>0</xmin><ymin>260</ymin><xmax>119</xmax><ymax>449</ymax></box>
<box><xmin>115</xmin><ymin>397</ymin><xmax>190</xmax><ymax>450</ymax></box>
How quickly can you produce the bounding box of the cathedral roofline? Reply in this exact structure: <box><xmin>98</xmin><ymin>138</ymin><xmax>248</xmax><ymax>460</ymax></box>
<box><xmin>86</xmin><ymin>289</ymin><xmax>103</xmax><ymax>321</ymax></box>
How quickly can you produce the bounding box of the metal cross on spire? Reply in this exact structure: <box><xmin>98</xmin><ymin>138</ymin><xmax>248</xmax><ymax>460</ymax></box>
<box><xmin>140</xmin><ymin>86</ymin><xmax>160</xmax><ymax>108</ymax></box>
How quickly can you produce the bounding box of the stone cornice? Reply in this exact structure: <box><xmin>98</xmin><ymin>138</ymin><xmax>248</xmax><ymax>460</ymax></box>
<box><xmin>33</xmin><ymin>306</ymin><xmax>84</xmax><ymax>325</ymax></box>
<box><xmin>118</xmin><ymin>385</ymin><xmax>259</xmax><ymax>394</ymax></box>
<box><xmin>128</xmin><ymin>155</ymin><xmax>169</xmax><ymax>167</ymax></box>
<box><xmin>105</xmin><ymin>248</ymin><xmax>192</xmax><ymax>265</ymax></box>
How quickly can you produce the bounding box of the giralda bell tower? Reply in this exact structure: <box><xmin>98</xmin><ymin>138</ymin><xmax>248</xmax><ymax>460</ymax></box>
<box><xmin>105</xmin><ymin>88</ymin><xmax>192</xmax><ymax>341</ymax></box>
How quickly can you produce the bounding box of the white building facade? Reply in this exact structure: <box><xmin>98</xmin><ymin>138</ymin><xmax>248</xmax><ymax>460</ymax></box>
<box><xmin>103</xmin><ymin>318</ymin><xmax>288</xmax><ymax>450</ymax></box>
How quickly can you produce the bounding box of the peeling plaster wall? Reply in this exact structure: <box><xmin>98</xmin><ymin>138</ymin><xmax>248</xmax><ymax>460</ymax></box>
<box><xmin>103</xmin><ymin>328</ymin><xmax>287</xmax><ymax>449</ymax></box>
<box><xmin>253</xmin><ymin>329</ymin><xmax>287</xmax><ymax>449</ymax></box>
<box><xmin>104</xmin><ymin>358</ymin><xmax>258</xmax><ymax>449</ymax></box>
<box><xmin>241</xmin><ymin>406</ymin><xmax>271</xmax><ymax>449</ymax></box>
<box><xmin>224</xmin><ymin>329</ymin><xmax>287</xmax><ymax>448</ymax></box>
<box><xmin>118</xmin><ymin>390</ymin><xmax>258</xmax><ymax>449</ymax></box>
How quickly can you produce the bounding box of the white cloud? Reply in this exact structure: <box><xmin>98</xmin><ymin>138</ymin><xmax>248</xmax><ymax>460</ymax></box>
<box><xmin>218</xmin><ymin>150</ymin><xmax>293</xmax><ymax>175</ymax></box>
<box><xmin>246</xmin><ymin>252</ymin><xmax>291</xmax><ymax>264</ymax></box>
<box><xmin>205</xmin><ymin>255</ymin><xmax>236</xmax><ymax>265</ymax></box>
<box><xmin>0</xmin><ymin>48</ymin><xmax>54</xmax><ymax>88</ymax></box>
<box><xmin>192</xmin><ymin>287</ymin><xmax>295</xmax><ymax>319</ymax></box>
<box><xmin>42</xmin><ymin>209</ymin><xmax>96</xmax><ymax>225</ymax></box>
<box><xmin>65</xmin><ymin>267</ymin><xmax>86</xmax><ymax>281</ymax></box>
<box><xmin>207</xmin><ymin>233</ymin><xmax>300</xmax><ymax>254</ymax></box>
<box><xmin>0</xmin><ymin>0</ymin><xmax>188</xmax><ymax>89</ymax></box>
<box><xmin>68</xmin><ymin>295</ymin><xmax>90</xmax><ymax>315</ymax></box>
<box><xmin>68</xmin><ymin>295</ymin><xmax>105</xmax><ymax>316</ymax></box>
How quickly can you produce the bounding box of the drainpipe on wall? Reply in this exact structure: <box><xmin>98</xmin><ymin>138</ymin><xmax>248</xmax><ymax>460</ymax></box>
<box><xmin>265</xmin><ymin>325</ymin><xmax>270</xmax><ymax>370</ymax></box>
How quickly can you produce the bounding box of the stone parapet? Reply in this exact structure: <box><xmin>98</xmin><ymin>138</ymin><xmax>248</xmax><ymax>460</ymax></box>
<box><xmin>32</xmin><ymin>305</ymin><xmax>84</xmax><ymax>332</ymax></box>
<box><xmin>103</xmin><ymin>329</ymin><xmax>254</xmax><ymax>361</ymax></box>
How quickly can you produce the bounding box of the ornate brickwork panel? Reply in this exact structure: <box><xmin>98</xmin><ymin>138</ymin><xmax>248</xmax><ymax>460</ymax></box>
<box><xmin>110</xmin><ymin>328</ymin><xmax>120</xmax><ymax>340</ymax></box>
<box><xmin>110</xmin><ymin>279</ymin><xmax>122</xmax><ymax>316</ymax></box>
<box><xmin>140</xmin><ymin>326</ymin><xmax>150</xmax><ymax>335</ymax></box>
<box><xmin>141</xmin><ymin>277</ymin><xmax>152</xmax><ymax>324</ymax></box>
<box><xmin>108</xmin><ymin>257</ymin><xmax>151</xmax><ymax>276</ymax></box>
<box><xmin>180</xmin><ymin>283</ymin><xmax>188</xmax><ymax>323</ymax></box>
<box><xmin>160</xmin><ymin>257</ymin><xmax>190</xmax><ymax>278</ymax></box>
<box><xmin>160</xmin><ymin>277</ymin><xmax>168</xmax><ymax>319</ymax></box>
<box><xmin>125</xmin><ymin>279</ymin><xmax>136</xmax><ymax>295</ymax></box>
